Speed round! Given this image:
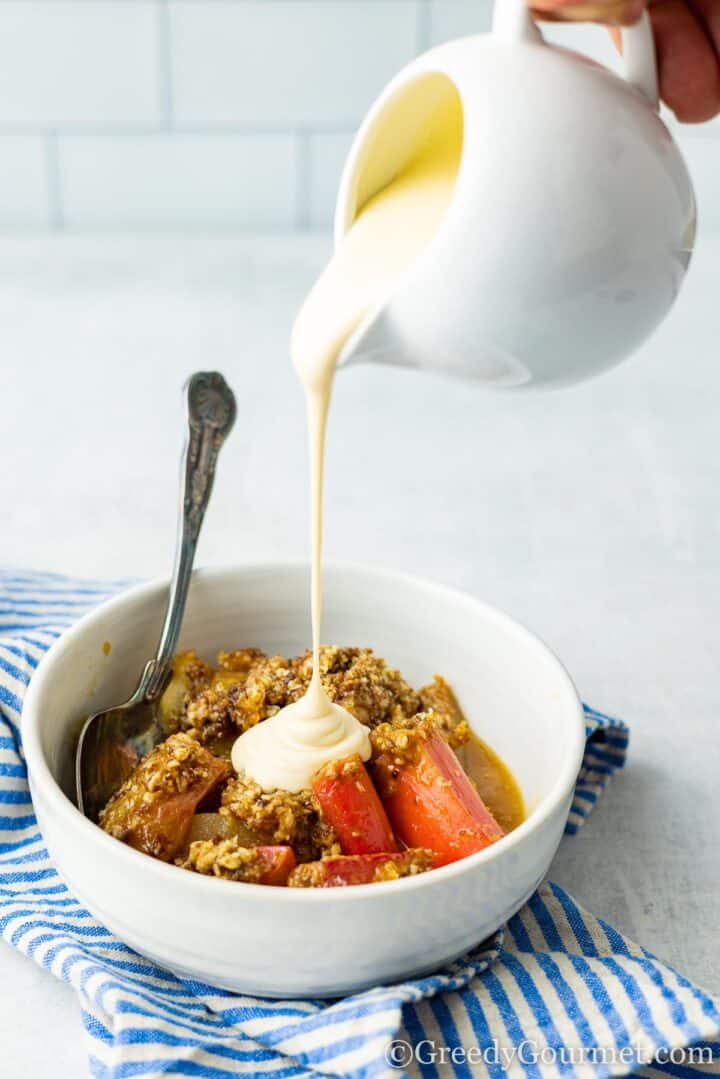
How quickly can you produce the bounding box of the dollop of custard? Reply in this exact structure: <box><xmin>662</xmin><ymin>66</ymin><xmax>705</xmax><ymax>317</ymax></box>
<box><xmin>231</xmin><ymin>79</ymin><xmax>462</xmax><ymax>794</ymax></box>
<box><xmin>231</xmin><ymin>676</ymin><xmax>370</xmax><ymax>793</ymax></box>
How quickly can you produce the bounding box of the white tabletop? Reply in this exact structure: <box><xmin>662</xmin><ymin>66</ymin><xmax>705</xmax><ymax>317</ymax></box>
<box><xmin>0</xmin><ymin>232</ymin><xmax>718</xmax><ymax>1075</ymax></box>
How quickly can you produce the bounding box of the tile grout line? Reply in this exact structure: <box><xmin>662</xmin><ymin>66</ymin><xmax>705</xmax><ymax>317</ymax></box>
<box><xmin>0</xmin><ymin>121</ymin><xmax>715</xmax><ymax>138</ymax></box>
<box><xmin>45</xmin><ymin>132</ymin><xmax>64</xmax><ymax>231</ymax></box>
<box><xmin>415</xmin><ymin>0</ymin><xmax>431</xmax><ymax>53</ymax></box>
<box><xmin>0</xmin><ymin>126</ymin><xmax>374</xmax><ymax>137</ymax></box>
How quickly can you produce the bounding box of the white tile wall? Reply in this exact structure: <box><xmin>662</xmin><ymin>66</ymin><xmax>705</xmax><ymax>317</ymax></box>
<box><xmin>0</xmin><ymin>136</ymin><xmax>50</xmax><ymax>226</ymax></box>
<box><xmin>0</xmin><ymin>0</ymin><xmax>716</xmax><ymax>231</ymax></box>
<box><xmin>169</xmin><ymin>2</ymin><xmax>419</xmax><ymax>129</ymax></box>
<box><xmin>0</xmin><ymin>3</ymin><xmax>162</xmax><ymax>129</ymax></box>
<box><xmin>306</xmin><ymin>132</ymin><xmax>354</xmax><ymax>228</ymax></box>
<box><xmin>59</xmin><ymin>134</ymin><xmax>298</xmax><ymax>228</ymax></box>
<box><xmin>427</xmin><ymin>0</ymin><xmax>492</xmax><ymax>45</ymax></box>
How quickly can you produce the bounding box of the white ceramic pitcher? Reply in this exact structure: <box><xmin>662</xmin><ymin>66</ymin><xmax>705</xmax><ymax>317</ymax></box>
<box><xmin>334</xmin><ymin>0</ymin><xmax>696</xmax><ymax>387</ymax></box>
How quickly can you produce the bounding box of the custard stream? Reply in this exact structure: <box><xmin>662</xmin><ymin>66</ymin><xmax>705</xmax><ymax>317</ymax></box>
<box><xmin>232</xmin><ymin>94</ymin><xmax>463</xmax><ymax>792</ymax></box>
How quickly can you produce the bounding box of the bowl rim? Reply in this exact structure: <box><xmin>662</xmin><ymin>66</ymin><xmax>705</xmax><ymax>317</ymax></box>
<box><xmin>23</xmin><ymin>560</ymin><xmax>586</xmax><ymax>904</ymax></box>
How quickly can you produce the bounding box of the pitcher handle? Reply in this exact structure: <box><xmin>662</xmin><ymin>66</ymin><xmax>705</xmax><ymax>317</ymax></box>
<box><xmin>492</xmin><ymin>1</ymin><xmax>659</xmax><ymax>110</ymax></box>
<box><xmin>622</xmin><ymin>11</ymin><xmax>659</xmax><ymax>108</ymax></box>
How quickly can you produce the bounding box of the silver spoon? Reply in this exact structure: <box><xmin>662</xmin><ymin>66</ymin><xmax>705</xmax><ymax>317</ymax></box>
<box><xmin>76</xmin><ymin>371</ymin><xmax>236</xmax><ymax>822</ymax></box>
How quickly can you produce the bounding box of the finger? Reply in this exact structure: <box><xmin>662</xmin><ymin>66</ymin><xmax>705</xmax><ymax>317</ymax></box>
<box><xmin>686</xmin><ymin>0</ymin><xmax>720</xmax><ymax>55</ymax></box>
<box><xmin>532</xmin><ymin>0</ymin><xmax>644</xmax><ymax>23</ymax></box>
<box><xmin>649</xmin><ymin>0</ymin><xmax>720</xmax><ymax>121</ymax></box>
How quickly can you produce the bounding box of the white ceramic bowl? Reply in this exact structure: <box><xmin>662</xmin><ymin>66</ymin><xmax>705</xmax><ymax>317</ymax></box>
<box><xmin>23</xmin><ymin>563</ymin><xmax>585</xmax><ymax>998</ymax></box>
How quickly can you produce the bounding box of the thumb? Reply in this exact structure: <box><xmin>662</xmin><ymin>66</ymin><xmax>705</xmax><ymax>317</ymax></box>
<box><xmin>530</xmin><ymin>0</ymin><xmax>645</xmax><ymax>25</ymax></box>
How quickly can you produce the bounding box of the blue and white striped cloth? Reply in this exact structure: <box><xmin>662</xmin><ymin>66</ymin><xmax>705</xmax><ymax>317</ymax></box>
<box><xmin>1</xmin><ymin>570</ymin><xmax>718</xmax><ymax>1079</ymax></box>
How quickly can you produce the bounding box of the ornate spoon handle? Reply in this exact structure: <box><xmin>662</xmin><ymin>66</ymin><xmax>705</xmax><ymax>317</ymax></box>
<box><xmin>143</xmin><ymin>371</ymin><xmax>236</xmax><ymax>699</ymax></box>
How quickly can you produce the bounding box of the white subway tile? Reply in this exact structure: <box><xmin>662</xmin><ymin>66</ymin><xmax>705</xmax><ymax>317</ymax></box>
<box><xmin>169</xmin><ymin>1</ymin><xmax>418</xmax><ymax>130</ymax></box>
<box><xmin>0</xmin><ymin>2</ymin><xmax>161</xmax><ymax>129</ymax></box>
<box><xmin>306</xmin><ymin>132</ymin><xmax>354</xmax><ymax>228</ymax></box>
<box><xmin>427</xmin><ymin>0</ymin><xmax>493</xmax><ymax>45</ymax></box>
<box><xmin>0</xmin><ymin>136</ymin><xmax>50</xmax><ymax>226</ymax></box>
<box><xmin>58</xmin><ymin>135</ymin><xmax>298</xmax><ymax>227</ymax></box>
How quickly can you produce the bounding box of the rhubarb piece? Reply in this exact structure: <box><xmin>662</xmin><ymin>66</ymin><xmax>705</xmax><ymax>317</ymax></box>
<box><xmin>179</xmin><ymin>839</ymin><xmax>296</xmax><ymax>885</ymax></box>
<box><xmin>418</xmin><ymin>675</ymin><xmax>471</xmax><ymax>749</ymax></box>
<box><xmin>312</xmin><ymin>755</ymin><xmax>399</xmax><ymax>855</ymax></box>
<box><xmin>99</xmin><ymin>732</ymin><xmax>230</xmax><ymax>862</ymax></box>
<box><xmin>371</xmin><ymin>718</ymin><xmax>504</xmax><ymax>867</ymax></box>
<box><xmin>288</xmin><ymin>849</ymin><xmax>433</xmax><ymax>888</ymax></box>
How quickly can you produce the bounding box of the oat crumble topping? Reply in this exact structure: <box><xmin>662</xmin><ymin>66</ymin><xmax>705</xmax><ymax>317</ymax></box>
<box><xmin>98</xmin><ymin>732</ymin><xmax>229</xmax><ymax>861</ymax></box>
<box><xmin>94</xmin><ymin>642</ymin><xmax>515</xmax><ymax>886</ymax></box>
<box><xmin>178</xmin><ymin>838</ymin><xmax>272</xmax><ymax>883</ymax></box>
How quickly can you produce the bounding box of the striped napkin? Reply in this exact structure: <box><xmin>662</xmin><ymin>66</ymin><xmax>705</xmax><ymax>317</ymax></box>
<box><xmin>1</xmin><ymin>570</ymin><xmax>718</xmax><ymax>1079</ymax></box>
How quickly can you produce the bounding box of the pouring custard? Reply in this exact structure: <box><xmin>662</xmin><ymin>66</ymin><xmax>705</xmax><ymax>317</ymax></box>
<box><xmin>96</xmin><ymin>82</ymin><xmax>527</xmax><ymax>883</ymax></box>
<box><xmin>232</xmin><ymin>80</ymin><xmax>464</xmax><ymax>792</ymax></box>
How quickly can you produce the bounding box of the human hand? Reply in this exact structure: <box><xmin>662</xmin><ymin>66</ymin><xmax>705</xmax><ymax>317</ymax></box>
<box><xmin>530</xmin><ymin>0</ymin><xmax>720</xmax><ymax>121</ymax></box>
